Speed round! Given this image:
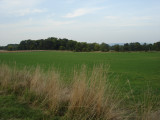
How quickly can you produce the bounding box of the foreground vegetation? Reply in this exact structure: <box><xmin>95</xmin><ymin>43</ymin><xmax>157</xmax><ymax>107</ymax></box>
<box><xmin>0</xmin><ymin>64</ymin><xmax>160</xmax><ymax>120</ymax></box>
<box><xmin>0</xmin><ymin>94</ymin><xmax>52</xmax><ymax>120</ymax></box>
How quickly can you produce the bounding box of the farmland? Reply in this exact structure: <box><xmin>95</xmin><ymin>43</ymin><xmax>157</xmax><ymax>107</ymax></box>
<box><xmin>0</xmin><ymin>51</ymin><xmax>160</xmax><ymax>119</ymax></box>
<box><xmin>0</xmin><ymin>51</ymin><xmax>160</xmax><ymax>90</ymax></box>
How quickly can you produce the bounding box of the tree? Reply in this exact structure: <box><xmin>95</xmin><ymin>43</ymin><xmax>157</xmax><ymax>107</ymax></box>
<box><xmin>81</xmin><ymin>42</ymin><xmax>89</xmax><ymax>52</ymax></box>
<box><xmin>93</xmin><ymin>43</ymin><xmax>100</xmax><ymax>51</ymax></box>
<box><xmin>88</xmin><ymin>43</ymin><xmax>95</xmax><ymax>51</ymax></box>
<box><xmin>100</xmin><ymin>43</ymin><xmax>109</xmax><ymax>52</ymax></box>
<box><xmin>0</xmin><ymin>46</ymin><xmax>5</xmax><ymax>50</ymax></box>
<box><xmin>114</xmin><ymin>44</ymin><xmax>120</xmax><ymax>52</ymax></box>
<box><xmin>67</xmin><ymin>40</ymin><xmax>77</xmax><ymax>51</ymax></box>
<box><xmin>134</xmin><ymin>42</ymin><xmax>142</xmax><ymax>51</ymax></box>
<box><xmin>18</xmin><ymin>40</ymin><xmax>27</xmax><ymax>50</ymax></box>
<box><xmin>59</xmin><ymin>46</ymin><xmax>65</xmax><ymax>50</ymax></box>
<box><xmin>15</xmin><ymin>36</ymin><xmax>160</xmax><ymax>52</ymax></box>
<box><xmin>7</xmin><ymin>44</ymin><xmax>18</xmax><ymax>51</ymax></box>
<box><xmin>124</xmin><ymin>43</ymin><xmax>129</xmax><ymax>51</ymax></box>
<box><xmin>153</xmin><ymin>42</ymin><xmax>160</xmax><ymax>51</ymax></box>
<box><xmin>142</xmin><ymin>43</ymin><xmax>151</xmax><ymax>52</ymax></box>
<box><xmin>75</xmin><ymin>42</ymin><xmax>82</xmax><ymax>52</ymax></box>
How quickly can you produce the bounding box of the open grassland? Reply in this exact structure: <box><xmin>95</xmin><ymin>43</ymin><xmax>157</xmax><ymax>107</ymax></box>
<box><xmin>0</xmin><ymin>51</ymin><xmax>160</xmax><ymax>93</ymax></box>
<box><xmin>0</xmin><ymin>51</ymin><xmax>160</xmax><ymax>119</ymax></box>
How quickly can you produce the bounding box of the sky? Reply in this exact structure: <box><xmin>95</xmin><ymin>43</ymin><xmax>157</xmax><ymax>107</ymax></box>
<box><xmin>0</xmin><ymin>0</ymin><xmax>160</xmax><ymax>46</ymax></box>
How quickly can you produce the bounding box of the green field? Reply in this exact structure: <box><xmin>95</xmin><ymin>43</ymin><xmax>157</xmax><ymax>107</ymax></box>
<box><xmin>0</xmin><ymin>51</ymin><xmax>160</xmax><ymax>93</ymax></box>
<box><xmin>0</xmin><ymin>51</ymin><xmax>160</xmax><ymax>119</ymax></box>
<box><xmin>0</xmin><ymin>94</ymin><xmax>52</xmax><ymax>120</ymax></box>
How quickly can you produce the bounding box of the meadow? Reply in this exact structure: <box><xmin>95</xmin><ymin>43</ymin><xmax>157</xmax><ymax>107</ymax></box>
<box><xmin>0</xmin><ymin>51</ymin><xmax>160</xmax><ymax>92</ymax></box>
<box><xmin>0</xmin><ymin>51</ymin><xmax>160</xmax><ymax>119</ymax></box>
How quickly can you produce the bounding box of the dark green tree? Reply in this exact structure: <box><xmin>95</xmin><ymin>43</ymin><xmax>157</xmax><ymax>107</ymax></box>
<box><xmin>114</xmin><ymin>44</ymin><xmax>120</xmax><ymax>52</ymax></box>
<box><xmin>124</xmin><ymin>43</ymin><xmax>129</xmax><ymax>51</ymax></box>
<box><xmin>100</xmin><ymin>43</ymin><xmax>109</xmax><ymax>52</ymax></box>
<box><xmin>93</xmin><ymin>43</ymin><xmax>100</xmax><ymax>51</ymax></box>
<box><xmin>153</xmin><ymin>42</ymin><xmax>160</xmax><ymax>51</ymax></box>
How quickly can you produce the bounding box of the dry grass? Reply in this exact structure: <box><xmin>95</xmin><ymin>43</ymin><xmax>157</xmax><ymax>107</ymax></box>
<box><xmin>0</xmin><ymin>64</ymin><xmax>159</xmax><ymax>120</ymax></box>
<box><xmin>66</xmin><ymin>65</ymin><xmax>124</xmax><ymax>120</ymax></box>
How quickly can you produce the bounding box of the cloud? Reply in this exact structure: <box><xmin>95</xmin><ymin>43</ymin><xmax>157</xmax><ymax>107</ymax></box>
<box><xmin>0</xmin><ymin>0</ymin><xmax>41</xmax><ymax>8</ymax></box>
<box><xmin>0</xmin><ymin>0</ymin><xmax>45</xmax><ymax>16</ymax></box>
<box><xmin>0</xmin><ymin>18</ymin><xmax>75</xmax><ymax>30</ymax></box>
<box><xmin>9</xmin><ymin>8</ymin><xmax>46</xmax><ymax>16</ymax></box>
<box><xmin>64</xmin><ymin>7</ymin><xmax>103</xmax><ymax>18</ymax></box>
<box><xmin>44</xmin><ymin>19</ymin><xmax>75</xmax><ymax>26</ymax></box>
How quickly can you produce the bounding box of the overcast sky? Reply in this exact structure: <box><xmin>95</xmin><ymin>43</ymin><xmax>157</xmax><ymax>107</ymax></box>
<box><xmin>0</xmin><ymin>0</ymin><xmax>160</xmax><ymax>46</ymax></box>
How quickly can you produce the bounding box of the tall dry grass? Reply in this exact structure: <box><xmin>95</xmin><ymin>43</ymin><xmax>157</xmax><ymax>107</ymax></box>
<box><xmin>66</xmin><ymin>65</ymin><xmax>124</xmax><ymax>120</ymax></box>
<box><xmin>0</xmin><ymin>64</ymin><xmax>159</xmax><ymax>120</ymax></box>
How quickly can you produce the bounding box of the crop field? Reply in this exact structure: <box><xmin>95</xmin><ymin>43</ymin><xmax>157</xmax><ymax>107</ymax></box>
<box><xmin>0</xmin><ymin>51</ymin><xmax>160</xmax><ymax>90</ymax></box>
<box><xmin>0</xmin><ymin>51</ymin><xmax>160</xmax><ymax>119</ymax></box>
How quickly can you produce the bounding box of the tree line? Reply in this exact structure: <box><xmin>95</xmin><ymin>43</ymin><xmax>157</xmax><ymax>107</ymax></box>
<box><xmin>0</xmin><ymin>37</ymin><xmax>160</xmax><ymax>52</ymax></box>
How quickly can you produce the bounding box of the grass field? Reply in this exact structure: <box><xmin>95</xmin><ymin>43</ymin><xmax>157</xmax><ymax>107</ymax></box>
<box><xmin>0</xmin><ymin>94</ymin><xmax>53</xmax><ymax>120</ymax></box>
<box><xmin>0</xmin><ymin>51</ymin><xmax>160</xmax><ymax>92</ymax></box>
<box><xmin>0</xmin><ymin>51</ymin><xmax>160</xmax><ymax>119</ymax></box>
